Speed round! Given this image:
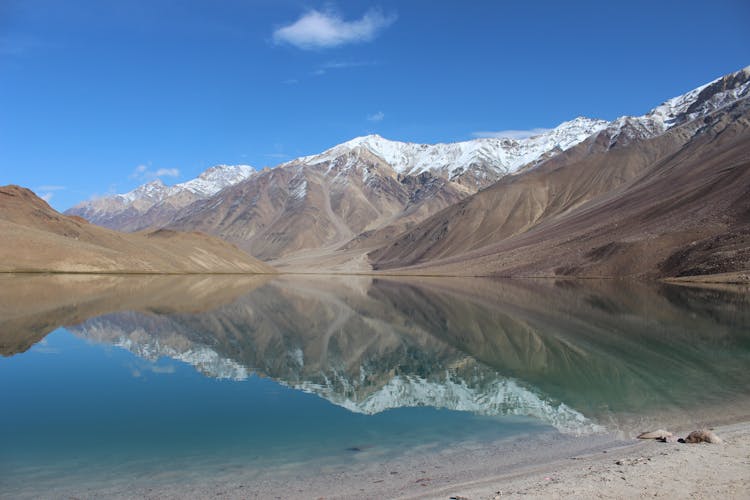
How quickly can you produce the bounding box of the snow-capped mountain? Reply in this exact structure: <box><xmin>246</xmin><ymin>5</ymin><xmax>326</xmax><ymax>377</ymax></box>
<box><xmin>66</xmin><ymin>164</ymin><xmax>255</xmax><ymax>231</ymax></box>
<box><xmin>598</xmin><ymin>65</ymin><xmax>750</xmax><ymax>148</ymax></box>
<box><xmin>174</xmin><ymin>164</ymin><xmax>255</xmax><ymax>197</ymax></box>
<box><xmin>286</xmin><ymin>116</ymin><xmax>608</xmax><ymax>188</ymax></box>
<box><xmin>110</xmin><ymin>164</ymin><xmax>255</xmax><ymax>205</ymax></box>
<box><xmin>65</xmin><ymin>66</ymin><xmax>750</xmax><ymax>268</ymax></box>
<box><xmin>274</xmin><ymin>62</ymin><xmax>749</xmax><ymax>190</ymax></box>
<box><xmin>370</xmin><ymin>67</ymin><xmax>750</xmax><ymax>275</ymax></box>
<box><xmin>66</xmin><ymin>119</ymin><xmax>609</xmax><ymax>233</ymax></box>
<box><xmin>160</xmin><ymin>118</ymin><xmax>613</xmax><ymax>262</ymax></box>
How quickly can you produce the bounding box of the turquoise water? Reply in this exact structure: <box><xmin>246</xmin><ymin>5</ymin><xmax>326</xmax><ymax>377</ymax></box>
<box><xmin>1</xmin><ymin>275</ymin><xmax>749</xmax><ymax>496</ymax></box>
<box><xmin>1</xmin><ymin>328</ymin><xmax>547</xmax><ymax>493</ymax></box>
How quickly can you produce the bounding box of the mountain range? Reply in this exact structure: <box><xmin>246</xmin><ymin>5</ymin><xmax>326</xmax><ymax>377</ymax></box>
<box><xmin>54</xmin><ymin>65</ymin><xmax>750</xmax><ymax>278</ymax></box>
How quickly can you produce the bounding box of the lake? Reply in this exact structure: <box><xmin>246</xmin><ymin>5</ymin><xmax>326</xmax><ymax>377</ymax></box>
<box><xmin>1</xmin><ymin>274</ymin><xmax>749</xmax><ymax>498</ymax></box>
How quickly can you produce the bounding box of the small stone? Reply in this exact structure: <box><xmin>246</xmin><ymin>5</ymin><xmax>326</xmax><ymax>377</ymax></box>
<box><xmin>684</xmin><ymin>430</ymin><xmax>723</xmax><ymax>444</ymax></box>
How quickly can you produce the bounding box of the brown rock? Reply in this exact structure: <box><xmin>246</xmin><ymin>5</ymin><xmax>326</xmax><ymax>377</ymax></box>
<box><xmin>684</xmin><ymin>430</ymin><xmax>723</xmax><ymax>444</ymax></box>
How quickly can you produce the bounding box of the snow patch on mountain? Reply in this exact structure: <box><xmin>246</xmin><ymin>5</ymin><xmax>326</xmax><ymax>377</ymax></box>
<box><xmin>294</xmin><ymin>117</ymin><xmax>608</xmax><ymax>182</ymax></box>
<box><xmin>121</xmin><ymin>179</ymin><xmax>172</xmax><ymax>203</ymax></box>
<box><xmin>648</xmin><ymin>66</ymin><xmax>750</xmax><ymax>129</ymax></box>
<box><xmin>124</xmin><ymin>164</ymin><xmax>255</xmax><ymax>201</ymax></box>
<box><xmin>291</xmin><ymin>179</ymin><xmax>308</xmax><ymax>200</ymax></box>
<box><xmin>178</xmin><ymin>164</ymin><xmax>255</xmax><ymax>197</ymax></box>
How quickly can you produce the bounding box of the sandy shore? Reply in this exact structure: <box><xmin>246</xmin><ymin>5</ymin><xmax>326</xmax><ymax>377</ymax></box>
<box><xmin>10</xmin><ymin>422</ymin><xmax>748</xmax><ymax>499</ymax></box>
<box><xmin>418</xmin><ymin>422</ymin><xmax>750</xmax><ymax>500</ymax></box>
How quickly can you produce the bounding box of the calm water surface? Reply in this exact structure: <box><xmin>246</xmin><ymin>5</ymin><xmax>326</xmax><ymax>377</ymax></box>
<box><xmin>1</xmin><ymin>275</ymin><xmax>749</xmax><ymax>496</ymax></box>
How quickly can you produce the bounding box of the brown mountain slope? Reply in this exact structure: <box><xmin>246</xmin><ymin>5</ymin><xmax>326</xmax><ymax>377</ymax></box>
<box><xmin>167</xmin><ymin>148</ymin><xmax>470</xmax><ymax>267</ymax></box>
<box><xmin>0</xmin><ymin>186</ymin><xmax>275</xmax><ymax>274</ymax></box>
<box><xmin>370</xmin><ymin>98</ymin><xmax>750</xmax><ymax>278</ymax></box>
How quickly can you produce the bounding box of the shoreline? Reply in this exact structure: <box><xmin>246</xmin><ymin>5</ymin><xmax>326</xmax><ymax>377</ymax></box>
<box><xmin>2</xmin><ymin>269</ymin><xmax>749</xmax><ymax>283</ymax></box>
<box><xmin>6</xmin><ymin>421</ymin><xmax>749</xmax><ymax>499</ymax></box>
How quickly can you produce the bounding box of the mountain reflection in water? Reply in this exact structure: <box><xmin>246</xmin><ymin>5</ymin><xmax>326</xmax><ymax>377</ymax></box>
<box><xmin>3</xmin><ymin>274</ymin><xmax>749</xmax><ymax>434</ymax></box>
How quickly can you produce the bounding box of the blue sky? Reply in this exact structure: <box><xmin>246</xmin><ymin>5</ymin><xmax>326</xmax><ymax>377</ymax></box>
<box><xmin>1</xmin><ymin>0</ymin><xmax>748</xmax><ymax>210</ymax></box>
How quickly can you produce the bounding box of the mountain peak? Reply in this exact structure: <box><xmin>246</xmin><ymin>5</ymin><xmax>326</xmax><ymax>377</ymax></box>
<box><xmin>198</xmin><ymin>164</ymin><xmax>254</xmax><ymax>179</ymax></box>
<box><xmin>122</xmin><ymin>179</ymin><xmax>171</xmax><ymax>202</ymax></box>
<box><xmin>180</xmin><ymin>164</ymin><xmax>255</xmax><ymax>197</ymax></box>
<box><xmin>339</xmin><ymin>133</ymin><xmax>393</xmax><ymax>150</ymax></box>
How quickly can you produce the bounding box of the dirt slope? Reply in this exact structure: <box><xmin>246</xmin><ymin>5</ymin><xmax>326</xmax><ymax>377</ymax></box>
<box><xmin>0</xmin><ymin>186</ymin><xmax>276</xmax><ymax>274</ymax></box>
<box><xmin>166</xmin><ymin>148</ymin><xmax>470</xmax><ymax>265</ymax></box>
<box><xmin>370</xmin><ymin>99</ymin><xmax>750</xmax><ymax>278</ymax></box>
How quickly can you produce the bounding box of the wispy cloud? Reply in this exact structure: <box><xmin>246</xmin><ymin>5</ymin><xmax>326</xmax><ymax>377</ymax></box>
<box><xmin>322</xmin><ymin>60</ymin><xmax>377</xmax><ymax>70</ymax></box>
<box><xmin>472</xmin><ymin>128</ymin><xmax>551</xmax><ymax>140</ymax></box>
<box><xmin>367</xmin><ymin>111</ymin><xmax>385</xmax><ymax>122</ymax></box>
<box><xmin>35</xmin><ymin>185</ymin><xmax>66</xmax><ymax>203</ymax></box>
<box><xmin>130</xmin><ymin>164</ymin><xmax>180</xmax><ymax>181</ymax></box>
<box><xmin>273</xmin><ymin>8</ymin><xmax>396</xmax><ymax>50</ymax></box>
<box><xmin>313</xmin><ymin>59</ymin><xmax>378</xmax><ymax>76</ymax></box>
<box><xmin>36</xmin><ymin>185</ymin><xmax>66</xmax><ymax>192</ymax></box>
<box><xmin>264</xmin><ymin>153</ymin><xmax>288</xmax><ymax>159</ymax></box>
<box><xmin>263</xmin><ymin>141</ymin><xmax>292</xmax><ymax>162</ymax></box>
<box><xmin>84</xmin><ymin>184</ymin><xmax>120</xmax><ymax>202</ymax></box>
<box><xmin>282</xmin><ymin>78</ymin><xmax>299</xmax><ymax>85</ymax></box>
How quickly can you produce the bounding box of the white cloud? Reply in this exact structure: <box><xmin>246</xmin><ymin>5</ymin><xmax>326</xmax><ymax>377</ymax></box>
<box><xmin>131</xmin><ymin>164</ymin><xmax>148</xmax><ymax>177</ymax></box>
<box><xmin>472</xmin><ymin>128</ymin><xmax>551</xmax><ymax>140</ymax></box>
<box><xmin>36</xmin><ymin>185</ymin><xmax>66</xmax><ymax>192</ymax></box>
<box><xmin>35</xmin><ymin>185</ymin><xmax>65</xmax><ymax>203</ymax></box>
<box><xmin>273</xmin><ymin>8</ymin><xmax>396</xmax><ymax>50</ymax></box>
<box><xmin>130</xmin><ymin>164</ymin><xmax>180</xmax><ymax>181</ymax></box>
<box><xmin>153</xmin><ymin>168</ymin><xmax>180</xmax><ymax>177</ymax></box>
<box><xmin>367</xmin><ymin>111</ymin><xmax>385</xmax><ymax>122</ymax></box>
